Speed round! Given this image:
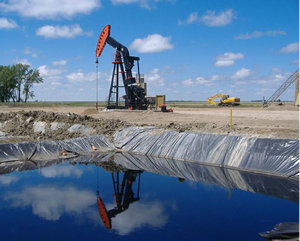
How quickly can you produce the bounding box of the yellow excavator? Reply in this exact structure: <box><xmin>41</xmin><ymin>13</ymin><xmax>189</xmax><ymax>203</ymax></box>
<box><xmin>206</xmin><ymin>94</ymin><xmax>240</xmax><ymax>107</ymax></box>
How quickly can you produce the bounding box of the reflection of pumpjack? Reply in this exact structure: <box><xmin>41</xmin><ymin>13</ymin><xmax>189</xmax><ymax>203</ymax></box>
<box><xmin>97</xmin><ymin>170</ymin><xmax>143</xmax><ymax>229</ymax></box>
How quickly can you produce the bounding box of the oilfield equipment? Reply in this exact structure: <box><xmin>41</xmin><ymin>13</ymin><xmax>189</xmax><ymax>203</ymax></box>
<box><xmin>206</xmin><ymin>94</ymin><xmax>240</xmax><ymax>107</ymax></box>
<box><xmin>96</xmin><ymin>25</ymin><xmax>148</xmax><ymax>110</ymax></box>
<box><xmin>263</xmin><ymin>69</ymin><xmax>299</xmax><ymax>107</ymax></box>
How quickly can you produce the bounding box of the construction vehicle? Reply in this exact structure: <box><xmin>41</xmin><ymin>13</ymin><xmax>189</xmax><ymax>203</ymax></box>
<box><xmin>96</xmin><ymin>24</ymin><xmax>148</xmax><ymax>110</ymax></box>
<box><xmin>206</xmin><ymin>94</ymin><xmax>240</xmax><ymax>107</ymax></box>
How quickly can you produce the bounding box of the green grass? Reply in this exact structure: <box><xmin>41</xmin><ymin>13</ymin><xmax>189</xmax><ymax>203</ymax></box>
<box><xmin>0</xmin><ymin>101</ymin><xmax>295</xmax><ymax>109</ymax></box>
<box><xmin>166</xmin><ymin>101</ymin><xmax>262</xmax><ymax>108</ymax></box>
<box><xmin>0</xmin><ymin>101</ymin><xmax>107</xmax><ymax>108</ymax></box>
<box><xmin>166</xmin><ymin>101</ymin><xmax>295</xmax><ymax>108</ymax></box>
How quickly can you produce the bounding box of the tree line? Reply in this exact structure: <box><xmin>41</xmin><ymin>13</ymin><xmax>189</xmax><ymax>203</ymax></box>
<box><xmin>0</xmin><ymin>63</ymin><xmax>43</xmax><ymax>103</ymax></box>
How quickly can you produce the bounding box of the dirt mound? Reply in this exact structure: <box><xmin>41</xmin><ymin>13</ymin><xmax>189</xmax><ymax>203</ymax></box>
<box><xmin>0</xmin><ymin>110</ymin><xmax>130</xmax><ymax>143</ymax></box>
<box><xmin>80</xmin><ymin>108</ymin><xmax>100</xmax><ymax>115</ymax></box>
<box><xmin>0</xmin><ymin>110</ymin><xmax>230</xmax><ymax>144</ymax></box>
<box><xmin>267</xmin><ymin>105</ymin><xmax>299</xmax><ymax>111</ymax></box>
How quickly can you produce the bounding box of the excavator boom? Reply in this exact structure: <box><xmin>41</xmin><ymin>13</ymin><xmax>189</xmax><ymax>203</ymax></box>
<box><xmin>206</xmin><ymin>94</ymin><xmax>228</xmax><ymax>106</ymax></box>
<box><xmin>206</xmin><ymin>94</ymin><xmax>240</xmax><ymax>107</ymax></box>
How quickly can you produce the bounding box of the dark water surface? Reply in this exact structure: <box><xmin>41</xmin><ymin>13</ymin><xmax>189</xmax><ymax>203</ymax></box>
<box><xmin>0</xmin><ymin>157</ymin><xmax>298</xmax><ymax>241</ymax></box>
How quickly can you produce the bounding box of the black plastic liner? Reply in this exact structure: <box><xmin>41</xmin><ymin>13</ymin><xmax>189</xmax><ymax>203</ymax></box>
<box><xmin>259</xmin><ymin>222</ymin><xmax>299</xmax><ymax>240</ymax></box>
<box><xmin>0</xmin><ymin>127</ymin><xmax>299</xmax><ymax>179</ymax></box>
<box><xmin>0</xmin><ymin>135</ymin><xmax>114</xmax><ymax>162</ymax></box>
<box><xmin>114</xmin><ymin>127</ymin><xmax>299</xmax><ymax>178</ymax></box>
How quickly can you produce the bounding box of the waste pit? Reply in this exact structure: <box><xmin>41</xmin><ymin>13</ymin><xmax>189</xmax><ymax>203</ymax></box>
<box><xmin>0</xmin><ymin>127</ymin><xmax>298</xmax><ymax>240</ymax></box>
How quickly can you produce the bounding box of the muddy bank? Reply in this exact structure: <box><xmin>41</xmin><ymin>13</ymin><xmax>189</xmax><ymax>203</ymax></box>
<box><xmin>0</xmin><ymin>111</ymin><xmax>129</xmax><ymax>143</ymax></box>
<box><xmin>0</xmin><ymin>106</ymin><xmax>298</xmax><ymax>143</ymax></box>
<box><xmin>0</xmin><ymin>110</ymin><xmax>212</xmax><ymax>144</ymax></box>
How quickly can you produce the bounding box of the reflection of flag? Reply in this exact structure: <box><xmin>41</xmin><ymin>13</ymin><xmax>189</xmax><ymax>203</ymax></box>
<box><xmin>97</xmin><ymin>196</ymin><xmax>112</xmax><ymax>230</ymax></box>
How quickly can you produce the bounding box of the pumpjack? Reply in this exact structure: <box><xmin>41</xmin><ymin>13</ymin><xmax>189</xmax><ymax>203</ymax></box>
<box><xmin>96</xmin><ymin>25</ymin><xmax>148</xmax><ymax>110</ymax></box>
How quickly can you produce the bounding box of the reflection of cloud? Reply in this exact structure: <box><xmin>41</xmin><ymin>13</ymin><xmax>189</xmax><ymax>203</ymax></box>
<box><xmin>107</xmin><ymin>201</ymin><xmax>169</xmax><ymax>235</ymax></box>
<box><xmin>186</xmin><ymin>180</ymin><xmax>197</xmax><ymax>189</ymax></box>
<box><xmin>0</xmin><ymin>175</ymin><xmax>20</xmax><ymax>185</ymax></box>
<box><xmin>41</xmin><ymin>165</ymin><xmax>83</xmax><ymax>178</ymax></box>
<box><xmin>4</xmin><ymin>185</ymin><xmax>95</xmax><ymax>220</ymax></box>
<box><xmin>199</xmin><ymin>182</ymin><xmax>228</xmax><ymax>192</ymax></box>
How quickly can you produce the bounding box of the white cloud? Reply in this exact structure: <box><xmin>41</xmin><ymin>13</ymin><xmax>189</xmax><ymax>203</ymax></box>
<box><xmin>232</xmin><ymin>68</ymin><xmax>253</xmax><ymax>79</ymax></box>
<box><xmin>271</xmin><ymin>67</ymin><xmax>281</xmax><ymax>74</ymax></box>
<box><xmin>66</xmin><ymin>72</ymin><xmax>97</xmax><ymax>83</ymax></box>
<box><xmin>178</xmin><ymin>12</ymin><xmax>198</xmax><ymax>26</ymax></box>
<box><xmin>181</xmin><ymin>78</ymin><xmax>193</xmax><ymax>86</ymax></box>
<box><xmin>4</xmin><ymin>185</ymin><xmax>95</xmax><ymax>220</ymax></box>
<box><xmin>178</xmin><ymin>9</ymin><xmax>234</xmax><ymax>27</ymax></box>
<box><xmin>130</xmin><ymin>34</ymin><xmax>174</xmax><ymax>53</ymax></box>
<box><xmin>110</xmin><ymin>0</ymin><xmax>174</xmax><ymax>10</ymax></box>
<box><xmin>181</xmin><ymin>75</ymin><xmax>219</xmax><ymax>87</ymax></box>
<box><xmin>15</xmin><ymin>58</ymin><xmax>31</xmax><ymax>66</ymax></box>
<box><xmin>53</xmin><ymin>60</ymin><xmax>67</xmax><ymax>66</ymax></box>
<box><xmin>269</xmin><ymin>68</ymin><xmax>288</xmax><ymax>82</ymax></box>
<box><xmin>234</xmin><ymin>30</ymin><xmax>286</xmax><ymax>39</ymax></box>
<box><xmin>38</xmin><ymin>65</ymin><xmax>65</xmax><ymax>77</ymax></box>
<box><xmin>210</xmin><ymin>75</ymin><xmax>222</xmax><ymax>81</ymax></box>
<box><xmin>233</xmin><ymin>81</ymin><xmax>247</xmax><ymax>85</ymax></box>
<box><xmin>51</xmin><ymin>81</ymin><xmax>62</xmax><ymax>86</ymax></box>
<box><xmin>251</xmin><ymin>79</ymin><xmax>269</xmax><ymax>84</ymax></box>
<box><xmin>195</xmin><ymin>77</ymin><xmax>212</xmax><ymax>85</ymax></box>
<box><xmin>0</xmin><ymin>17</ymin><xmax>18</xmax><ymax>29</ymax></box>
<box><xmin>37</xmin><ymin>65</ymin><xmax>66</xmax><ymax>87</ymax></box>
<box><xmin>201</xmin><ymin>9</ymin><xmax>234</xmax><ymax>27</ymax></box>
<box><xmin>145</xmin><ymin>68</ymin><xmax>164</xmax><ymax>86</ymax></box>
<box><xmin>250</xmin><ymin>68</ymin><xmax>293</xmax><ymax>86</ymax></box>
<box><xmin>0</xmin><ymin>0</ymin><xmax>100</xmax><ymax>20</ymax></box>
<box><xmin>279</xmin><ymin>42</ymin><xmax>299</xmax><ymax>54</ymax></box>
<box><xmin>36</xmin><ymin>24</ymin><xmax>90</xmax><ymax>39</ymax></box>
<box><xmin>215</xmin><ymin>52</ymin><xmax>244</xmax><ymax>67</ymax></box>
<box><xmin>24</xmin><ymin>48</ymin><xmax>38</xmax><ymax>58</ymax></box>
<box><xmin>185</xmin><ymin>12</ymin><xmax>198</xmax><ymax>24</ymax></box>
<box><xmin>290</xmin><ymin>59</ymin><xmax>299</xmax><ymax>65</ymax></box>
<box><xmin>111</xmin><ymin>0</ymin><xmax>142</xmax><ymax>5</ymax></box>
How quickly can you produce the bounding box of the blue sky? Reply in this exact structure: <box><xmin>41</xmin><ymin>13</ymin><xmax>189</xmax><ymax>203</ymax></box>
<box><xmin>0</xmin><ymin>0</ymin><xmax>299</xmax><ymax>101</ymax></box>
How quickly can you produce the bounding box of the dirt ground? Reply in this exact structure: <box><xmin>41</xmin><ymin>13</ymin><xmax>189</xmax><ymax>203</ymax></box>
<box><xmin>0</xmin><ymin>104</ymin><xmax>298</xmax><ymax>144</ymax></box>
